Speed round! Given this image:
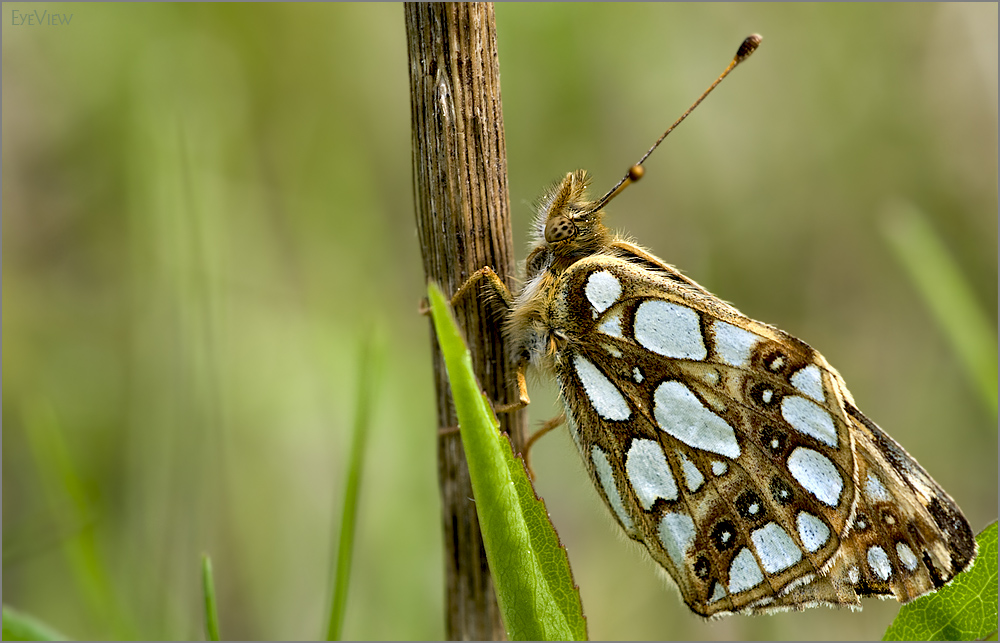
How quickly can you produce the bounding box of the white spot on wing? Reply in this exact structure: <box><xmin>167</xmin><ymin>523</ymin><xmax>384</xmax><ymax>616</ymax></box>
<box><xmin>848</xmin><ymin>566</ymin><xmax>860</xmax><ymax>584</ymax></box>
<box><xmin>896</xmin><ymin>543</ymin><xmax>919</xmax><ymax>571</ymax></box>
<box><xmin>626</xmin><ymin>439</ymin><xmax>678</xmax><ymax>509</ymax></box>
<box><xmin>787</xmin><ymin>447</ymin><xmax>843</xmax><ymax>507</ymax></box>
<box><xmin>676</xmin><ymin>450</ymin><xmax>704</xmax><ymax>492</ymax></box>
<box><xmin>867</xmin><ymin>545</ymin><xmax>893</xmax><ymax>581</ymax></box>
<box><xmin>790</xmin><ymin>364</ymin><xmax>825</xmax><ymax>402</ymax></box>
<box><xmin>781</xmin><ymin>396</ymin><xmax>838</xmax><ymax>448</ymax></box>
<box><xmin>657</xmin><ymin>512</ymin><xmax>696</xmax><ymax>568</ymax></box>
<box><xmin>711</xmin><ymin>460</ymin><xmax>727</xmax><ymax>476</ymax></box>
<box><xmin>573</xmin><ymin>354</ymin><xmax>631</xmax><ymax>421</ymax></box>
<box><xmin>713</xmin><ymin>320</ymin><xmax>762</xmax><ymax>367</ymax></box>
<box><xmin>633</xmin><ymin>367</ymin><xmax>643</xmax><ymax>383</ymax></box>
<box><xmin>751</xmin><ymin>522</ymin><xmax>802</xmax><ymax>574</ymax></box>
<box><xmin>709</xmin><ymin>582</ymin><xmax>726</xmax><ymax>603</ymax></box>
<box><xmin>634</xmin><ymin>300</ymin><xmax>707</xmax><ymax>360</ymax></box>
<box><xmin>654</xmin><ymin>381</ymin><xmax>741</xmax><ymax>458</ymax></box>
<box><xmin>598</xmin><ymin>311</ymin><xmax>624</xmax><ymax>338</ymax></box>
<box><xmin>585</xmin><ymin>270</ymin><xmax>621</xmax><ymax>314</ymax></box>
<box><xmin>591</xmin><ymin>446</ymin><xmax>633</xmax><ymax>532</ymax></box>
<box><xmin>728</xmin><ymin>547</ymin><xmax>764</xmax><ymax>594</ymax></box>
<box><xmin>795</xmin><ymin>512</ymin><xmax>830</xmax><ymax>553</ymax></box>
<box><xmin>865</xmin><ymin>471</ymin><xmax>892</xmax><ymax>502</ymax></box>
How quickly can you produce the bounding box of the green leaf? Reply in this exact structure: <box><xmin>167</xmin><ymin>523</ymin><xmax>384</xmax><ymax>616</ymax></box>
<box><xmin>883</xmin><ymin>522</ymin><xmax>998</xmax><ymax>641</ymax></box>
<box><xmin>427</xmin><ymin>282</ymin><xmax>588</xmax><ymax>641</ymax></box>
<box><xmin>325</xmin><ymin>330</ymin><xmax>383</xmax><ymax>641</ymax></box>
<box><xmin>201</xmin><ymin>554</ymin><xmax>221</xmax><ymax>641</ymax></box>
<box><xmin>2</xmin><ymin>604</ymin><xmax>68</xmax><ymax>641</ymax></box>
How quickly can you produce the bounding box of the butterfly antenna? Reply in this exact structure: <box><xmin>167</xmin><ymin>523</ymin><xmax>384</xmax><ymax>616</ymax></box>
<box><xmin>589</xmin><ymin>34</ymin><xmax>762</xmax><ymax>213</ymax></box>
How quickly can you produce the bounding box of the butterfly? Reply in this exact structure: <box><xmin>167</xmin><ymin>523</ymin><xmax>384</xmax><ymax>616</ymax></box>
<box><xmin>453</xmin><ymin>34</ymin><xmax>976</xmax><ymax>617</ymax></box>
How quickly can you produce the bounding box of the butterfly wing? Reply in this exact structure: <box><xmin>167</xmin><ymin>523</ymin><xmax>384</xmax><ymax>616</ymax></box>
<box><xmin>830</xmin><ymin>401</ymin><xmax>976</xmax><ymax>598</ymax></box>
<box><xmin>547</xmin><ymin>248</ymin><xmax>974</xmax><ymax>615</ymax></box>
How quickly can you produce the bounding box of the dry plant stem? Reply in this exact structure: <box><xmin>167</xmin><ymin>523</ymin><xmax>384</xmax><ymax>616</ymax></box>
<box><xmin>406</xmin><ymin>3</ymin><xmax>527</xmax><ymax>640</ymax></box>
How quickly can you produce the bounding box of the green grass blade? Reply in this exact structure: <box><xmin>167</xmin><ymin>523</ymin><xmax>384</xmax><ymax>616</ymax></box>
<box><xmin>2</xmin><ymin>604</ymin><xmax>68</xmax><ymax>641</ymax></box>
<box><xmin>427</xmin><ymin>282</ymin><xmax>588</xmax><ymax>641</ymax></box>
<box><xmin>201</xmin><ymin>554</ymin><xmax>221</xmax><ymax>641</ymax></box>
<box><xmin>325</xmin><ymin>330</ymin><xmax>384</xmax><ymax>641</ymax></box>
<box><xmin>883</xmin><ymin>521</ymin><xmax>998</xmax><ymax>641</ymax></box>
<box><xmin>881</xmin><ymin>202</ymin><xmax>999</xmax><ymax>420</ymax></box>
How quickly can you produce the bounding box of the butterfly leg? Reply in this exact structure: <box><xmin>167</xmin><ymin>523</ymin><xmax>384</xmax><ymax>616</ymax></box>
<box><xmin>439</xmin><ymin>367</ymin><xmax>526</xmax><ymax>437</ymax></box>
<box><xmin>492</xmin><ymin>364</ymin><xmax>530</xmax><ymax>413</ymax></box>
<box><xmin>438</xmin><ymin>369</ymin><xmax>527</xmax><ymax>436</ymax></box>
<box><xmin>436</xmin><ymin>365</ymin><xmax>526</xmax><ymax>447</ymax></box>
<box><xmin>418</xmin><ymin>266</ymin><xmax>514</xmax><ymax>316</ymax></box>
<box><xmin>426</xmin><ymin>266</ymin><xmax>525</xmax><ymax>409</ymax></box>
<box><xmin>424</xmin><ymin>268</ymin><xmax>527</xmax><ymax>441</ymax></box>
<box><xmin>449</xmin><ymin>266</ymin><xmax>514</xmax><ymax>311</ymax></box>
<box><xmin>521</xmin><ymin>411</ymin><xmax>565</xmax><ymax>480</ymax></box>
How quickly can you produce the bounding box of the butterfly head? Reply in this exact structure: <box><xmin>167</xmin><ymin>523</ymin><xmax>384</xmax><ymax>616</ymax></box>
<box><xmin>536</xmin><ymin>170</ymin><xmax>610</xmax><ymax>260</ymax></box>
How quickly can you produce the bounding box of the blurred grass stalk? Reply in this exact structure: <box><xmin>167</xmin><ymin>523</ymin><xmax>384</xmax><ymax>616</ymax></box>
<box><xmin>881</xmin><ymin>201</ymin><xmax>998</xmax><ymax>420</ymax></box>
<box><xmin>21</xmin><ymin>400</ymin><xmax>132</xmax><ymax>638</ymax></box>
<box><xmin>325</xmin><ymin>330</ymin><xmax>384</xmax><ymax>641</ymax></box>
<box><xmin>124</xmin><ymin>34</ymin><xmax>234</xmax><ymax>637</ymax></box>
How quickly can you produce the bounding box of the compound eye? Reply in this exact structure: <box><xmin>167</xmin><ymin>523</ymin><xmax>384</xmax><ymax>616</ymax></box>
<box><xmin>544</xmin><ymin>215</ymin><xmax>578</xmax><ymax>243</ymax></box>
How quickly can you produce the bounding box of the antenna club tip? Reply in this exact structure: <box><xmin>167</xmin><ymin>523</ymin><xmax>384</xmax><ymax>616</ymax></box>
<box><xmin>628</xmin><ymin>165</ymin><xmax>644</xmax><ymax>182</ymax></box>
<box><xmin>736</xmin><ymin>34</ymin><xmax>762</xmax><ymax>62</ymax></box>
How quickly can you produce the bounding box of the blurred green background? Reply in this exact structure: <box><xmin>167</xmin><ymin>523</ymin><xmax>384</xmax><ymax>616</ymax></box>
<box><xmin>3</xmin><ymin>3</ymin><xmax>996</xmax><ymax>640</ymax></box>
